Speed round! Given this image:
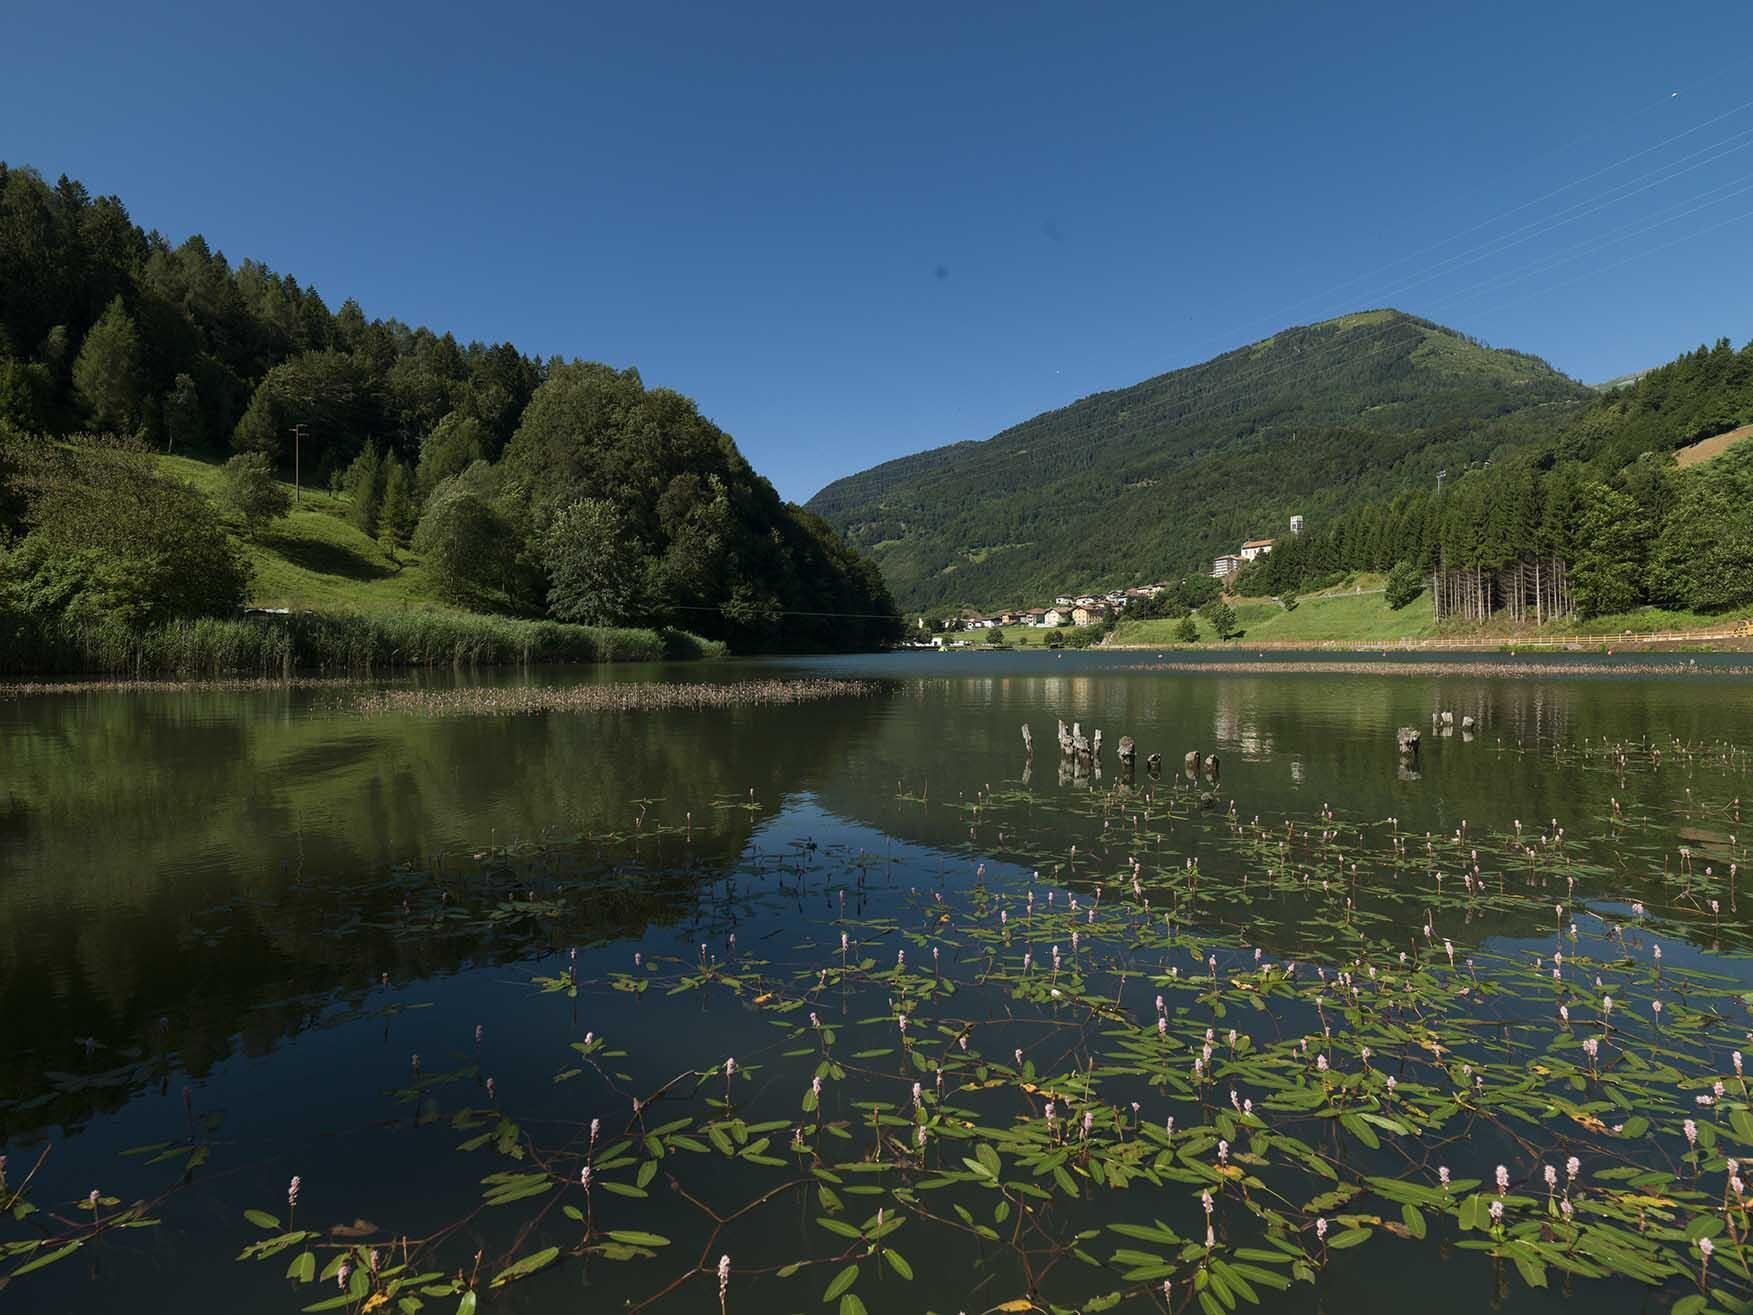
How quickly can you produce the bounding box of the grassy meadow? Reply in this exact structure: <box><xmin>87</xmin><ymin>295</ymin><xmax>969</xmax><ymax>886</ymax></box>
<box><xmin>0</xmin><ymin>455</ymin><xmax>724</xmax><ymax>676</ymax></box>
<box><xmin>1105</xmin><ymin>574</ymin><xmax>1753</xmax><ymax>650</ymax></box>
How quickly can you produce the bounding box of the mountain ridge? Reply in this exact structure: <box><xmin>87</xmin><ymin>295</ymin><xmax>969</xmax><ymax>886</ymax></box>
<box><xmin>806</xmin><ymin>309</ymin><xmax>1593</xmax><ymax>612</ymax></box>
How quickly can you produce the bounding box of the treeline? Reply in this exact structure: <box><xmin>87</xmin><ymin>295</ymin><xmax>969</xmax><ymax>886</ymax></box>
<box><xmin>0</xmin><ymin>163</ymin><xmax>900</xmax><ymax>652</ymax></box>
<box><xmin>1236</xmin><ymin>336</ymin><xmax>1753</xmax><ymax>620</ymax></box>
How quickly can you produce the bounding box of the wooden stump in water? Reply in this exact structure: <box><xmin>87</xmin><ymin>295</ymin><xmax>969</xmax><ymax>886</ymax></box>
<box><xmin>1397</xmin><ymin>726</ymin><xmax>1421</xmax><ymax>755</ymax></box>
<box><xmin>1184</xmin><ymin>749</ymin><xmax>1201</xmax><ymax>774</ymax></box>
<box><xmin>1118</xmin><ymin>735</ymin><xmax>1136</xmax><ymax>761</ymax></box>
<box><xmin>1204</xmin><ymin>753</ymin><xmax>1220</xmax><ymax>780</ymax></box>
<box><xmin>1021</xmin><ymin>723</ymin><xmax>1033</xmax><ymax>756</ymax></box>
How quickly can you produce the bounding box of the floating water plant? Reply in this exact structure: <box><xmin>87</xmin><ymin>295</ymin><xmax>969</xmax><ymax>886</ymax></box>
<box><xmin>3</xmin><ymin>732</ymin><xmax>1752</xmax><ymax>1314</ymax></box>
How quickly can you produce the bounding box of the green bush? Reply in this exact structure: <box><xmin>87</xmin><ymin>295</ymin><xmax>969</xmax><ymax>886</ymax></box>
<box><xmin>217</xmin><ymin>452</ymin><xmax>291</xmax><ymax>538</ymax></box>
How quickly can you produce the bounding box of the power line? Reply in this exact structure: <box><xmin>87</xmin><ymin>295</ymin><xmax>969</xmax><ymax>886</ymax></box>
<box><xmin>1170</xmin><ymin>85</ymin><xmax>1753</xmax><ymax>364</ymax></box>
<box><xmin>290</xmin><ymin>423</ymin><xmax>309</xmax><ymax>505</ymax></box>
<box><xmin>835</xmin><ymin>151</ymin><xmax>1753</xmax><ymax>507</ymax></box>
<box><xmin>816</xmin><ymin>93</ymin><xmax>1753</xmax><ymax>504</ymax></box>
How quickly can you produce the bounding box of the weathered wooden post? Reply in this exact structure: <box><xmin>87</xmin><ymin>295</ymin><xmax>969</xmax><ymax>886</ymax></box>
<box><xmin>1021</xmin><ymin>723</ymin><xmax>1033</xmax><ymax>757</ymax></box>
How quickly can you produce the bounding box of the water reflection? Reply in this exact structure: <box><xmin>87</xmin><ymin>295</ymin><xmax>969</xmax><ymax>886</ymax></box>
<box><xmin>3</xmin><ymin>653</ymin><xmax>1751</xmax><ymax>1140</ymax></box>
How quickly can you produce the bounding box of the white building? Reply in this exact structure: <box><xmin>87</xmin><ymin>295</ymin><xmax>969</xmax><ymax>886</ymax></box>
<box><xmin>1240</xmin><ymin>538</ymin><xmax>1275</xmax><ymax>562</ymax></box>
<box><xmin>1289</xmin><ymin>515</ymin><xmax>1305</xmax><ymax>536</ymax></box>
<box><xmin>1210</xmin><ymin>554</ymin><xmax>1241</xmax><ymax>579</ymax></box>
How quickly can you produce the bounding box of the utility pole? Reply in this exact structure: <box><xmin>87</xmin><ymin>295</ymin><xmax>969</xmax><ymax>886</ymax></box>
<box><xmin>291</xmin><ymin>424</ymin><xmax>308</xmax><ymax>505</ymax></box>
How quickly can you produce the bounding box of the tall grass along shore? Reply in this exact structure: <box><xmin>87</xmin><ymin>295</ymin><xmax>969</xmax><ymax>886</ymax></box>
<box><xmin>0</xmin><ymin>610</ymin><xmax>725</xmax><ymax>678</ymax></box>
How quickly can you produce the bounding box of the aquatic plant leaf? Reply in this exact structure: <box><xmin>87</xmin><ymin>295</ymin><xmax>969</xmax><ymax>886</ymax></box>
<box><xmin>490</xmin><ymin>1246</ymin><xmax>559</xmax><ymax>1287</ymax></box>
<box><xmin>822</xmin><ymin>1262</ymin><xmax>859</xmax><ymax>1301</ymax></box>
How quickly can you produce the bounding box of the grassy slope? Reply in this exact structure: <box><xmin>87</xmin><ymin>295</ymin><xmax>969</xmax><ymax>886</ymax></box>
<box><xmin>1106</xmin><ymin>575</ymin><xmax>1753</xmax><ymax>649</ymax></box>
<box><xmin>163</xmin><ymin>455</ymin><xmax>457</xmax><ymax>614</ymax></box>
<box><xmin>146</xmin><ymin>455</ymin><xmax>725</xmax><ymax>666</ymax></box>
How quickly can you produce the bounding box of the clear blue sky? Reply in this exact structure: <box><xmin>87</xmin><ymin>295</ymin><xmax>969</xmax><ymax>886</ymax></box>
<box><xmin>7</xmin><ymin>0</ymin><xmax>1753</xmax><ymax>500</ymax></box>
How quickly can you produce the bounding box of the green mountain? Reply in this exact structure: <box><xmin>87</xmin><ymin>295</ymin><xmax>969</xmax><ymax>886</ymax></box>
<box><xmin>806</xmin><ymin>309</ymin><xmax>1594</xmax><ymax>612</ymax></box>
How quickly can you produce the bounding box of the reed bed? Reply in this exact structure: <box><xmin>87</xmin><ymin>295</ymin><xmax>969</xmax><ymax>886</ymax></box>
<box><xmin>0</xmin><ymin>675</ymin><xmax>352</xmax><ymax>698</ymax></box>
<box><xmin>0</xmin><ymin>610</ymin><xmax>725</xmax><ymax>677</ymax></box>
<box><xmin>355</xmin><ymin>676</ymin><xmax>883</xmax><ymax>717</ymax></box>
<box><xmin>1120</xmin><ymin>657</ymin><xmax>1738</xmax><ymax>678</ymax></box>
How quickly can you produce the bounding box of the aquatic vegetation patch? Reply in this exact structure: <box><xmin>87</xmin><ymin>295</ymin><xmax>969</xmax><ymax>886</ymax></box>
<box><xmin>4</xmin><ymin>734</ymin><xmax>1753</xmax><ymax>1314</ymax></box>
<box><xmin>354</xmin><ymin>677</ymin><xmax>888</xmax><ymax>717</ymax></box>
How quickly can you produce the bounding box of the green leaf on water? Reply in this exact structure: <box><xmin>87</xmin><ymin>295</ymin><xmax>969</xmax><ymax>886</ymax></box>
<box><xmin>1506</xmin><ymin>1247</ymin><xmax>1547</xmax><ymax>1289</ymax></box>
<box><xmin>10</xmin><ymin>1240</ymin><xmax>81</xmax><ymax>1276</ymax></box>
<box><xmin>244</xmin><ymin>1209</ymin><xmax>281</xmax><ymax>1230</ymax></box>
<box><xmin>287</xmin><ymin>1250</ymin><xmax>317</xmax><ymax>1283</ymax></box>
<box><xmin>839</xmin><ymin>1294</ymin><xmax>868</xmax><ymax>1315</ymax></box>
<box><xmin>883</xmin><ymin>1249</ymin><xmax>913</xmax><ymax>1279</ymax></box>
<box><xmin>1401</xmin><ymin>1204</ymin><xmax>1426</xmax><ymax>1239</ymax></box>
<box><xmin>1328</xmin><ymin>1228</ymin><xmax>1371</xmax><ymax>1249</ymax></box>
<box><xmin>1109</xmin><ymin>1221</ymin><xmax>1182</xmax><ymax>1245</ymax></box>
<box><xmin>822</xmin><ymin>1261</ymin><xmax>860</xmax><ymax>1301</ymax></box>
<box><xmin>491</xmin><ymin>1246</ymin><xmax>559</xmax><ymax>1287</ymax></box>
<box><xmin>606</xmin><ymin>1230</ymin><xmax>670</xmax><ymax>1248</ymax></box>
<box><xmin>976</xmin><ymin>1143</ymin><xmax>1003</xmax><ymax>1178</ymax></box>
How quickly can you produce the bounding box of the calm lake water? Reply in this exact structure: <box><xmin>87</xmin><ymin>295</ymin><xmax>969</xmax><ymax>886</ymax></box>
<box><xmin>4</xmin><ymin>650</ymin><xmax>1753</xmax><ymax>1314</ymax></box>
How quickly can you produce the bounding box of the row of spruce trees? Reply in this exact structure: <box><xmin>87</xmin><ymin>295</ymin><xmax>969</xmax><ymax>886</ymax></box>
<box><xmin>0</xmin><ymin>163</ymin><xmax>901</xmax><ymax>650</ymax></box>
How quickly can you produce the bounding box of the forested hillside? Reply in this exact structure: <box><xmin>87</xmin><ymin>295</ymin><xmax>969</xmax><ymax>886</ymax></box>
<box><xmin>0</xmin><ymin>163</ymin><xmax>899</xmax><ymax>654</ymax></box>
<box><xmin>1239</xmin><ymin>334</ymin><xmax>1753</xmax><ymax>622</ymax></box>
<box><xmin>806</xmin><ymin>309</ymin><xmax>1594</xmax><ymax>611</ymax></box>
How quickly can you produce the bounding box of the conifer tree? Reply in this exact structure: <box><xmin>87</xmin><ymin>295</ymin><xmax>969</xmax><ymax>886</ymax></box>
<box><xmin>71</xmin><ymin>295</ymin><xmax>143</xmax><ymax>432</ymax></box>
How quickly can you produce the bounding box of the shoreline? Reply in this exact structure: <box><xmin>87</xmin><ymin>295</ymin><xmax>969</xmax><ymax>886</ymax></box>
<box><xmin>1111</xmin><ymin>656</ymin><xmax>1746</xmax><ymax>678</ymax></box>
<box><xmin>1098</xmin><ymin>634</ymin><xmax>1753</xmax><ymax>655</ymax></box>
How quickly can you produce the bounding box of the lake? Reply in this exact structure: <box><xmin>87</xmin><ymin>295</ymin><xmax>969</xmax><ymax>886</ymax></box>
<box><xmin>4</xmin><ymin>650</ymin><xmax>1753</xmax><ymax>1314</ymax></box>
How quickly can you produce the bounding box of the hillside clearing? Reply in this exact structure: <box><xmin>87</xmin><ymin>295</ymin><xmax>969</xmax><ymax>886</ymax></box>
<box><xmin>163</xmin><ymin>454</ymin><xmax>484</xmax><ymax>616</ymax></box>
<box><xmin>1673</xmin><ymin>423</ymin><xmax>1753</xmax><ymax>468</ymax></box>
